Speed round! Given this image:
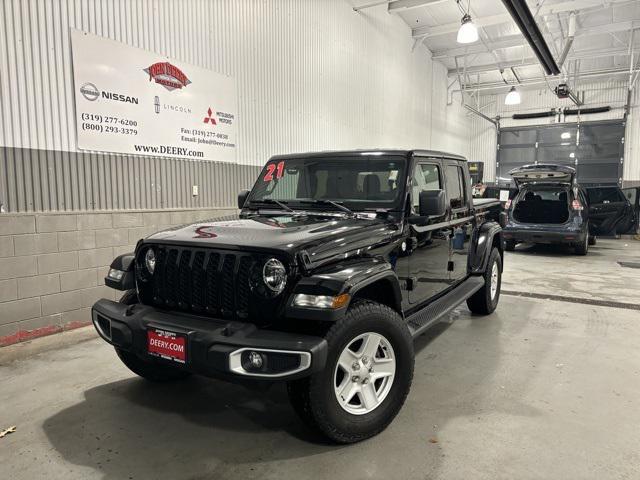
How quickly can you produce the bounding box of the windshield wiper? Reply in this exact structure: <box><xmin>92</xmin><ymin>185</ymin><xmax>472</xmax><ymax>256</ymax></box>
<box><xmin>299</xmin><ymin>199</ymin><xmax>355</xmax><ymax>215</ymax></box>
<box><xmin>248</xmin><ymin>198</ymin><xmax>294</xmax><ymax>212</ymax></box>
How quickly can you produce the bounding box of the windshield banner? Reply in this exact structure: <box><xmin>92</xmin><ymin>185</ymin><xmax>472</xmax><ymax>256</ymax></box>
<box><xmin>71</xmin><ymin>29</ymin><xmax>237</xmax><ymax>162</ymax></box>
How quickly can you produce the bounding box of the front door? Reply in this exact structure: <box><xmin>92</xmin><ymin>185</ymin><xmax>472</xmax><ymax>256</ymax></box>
<box><xmin>407</xmin><ymin>160</ymin><xmax>450</xmax><ymax>304</ymax></box>
<box><xmin>444</xmin><ymin>162</ymin><xmax>473</xmax><ymax>284</ymax></box>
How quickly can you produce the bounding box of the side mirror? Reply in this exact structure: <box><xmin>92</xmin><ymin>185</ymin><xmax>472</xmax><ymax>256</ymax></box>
<box><xmin>419</xmin><ymin>190</ymin><xmax>446</xmax><ymax>217</ymax></box>
<box><xmin>499</xmin><ymin>211</ymin><xmax>507</xmax><ymax>228</ymax></box>
<box><xmin>237</xmin><ymin>189</ymin><xmax>250</xmax><ymax>209</ymax></box>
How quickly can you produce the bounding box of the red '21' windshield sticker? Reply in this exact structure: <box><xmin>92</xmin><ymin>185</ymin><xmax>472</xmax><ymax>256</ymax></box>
<box><xmin>264</xmin><ymin>161</ymin><xmax>285</xmax><ymax>182</ymax></box>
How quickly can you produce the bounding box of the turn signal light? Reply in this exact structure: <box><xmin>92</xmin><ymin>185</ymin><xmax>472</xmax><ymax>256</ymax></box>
<box><xmin>332</xmin><ymin>293</ymin><xmax>351</xmax><ymax>309</ymax></box>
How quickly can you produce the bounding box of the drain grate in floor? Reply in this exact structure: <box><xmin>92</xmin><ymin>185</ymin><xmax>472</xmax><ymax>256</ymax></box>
<box><xmin>617</xmin><ymin>261</ymin><xmax>640</xmax><ymax>269</ymax></box>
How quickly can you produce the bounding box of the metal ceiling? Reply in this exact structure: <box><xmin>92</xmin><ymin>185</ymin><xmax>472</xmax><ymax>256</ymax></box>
<box><xmin>354</xmin><ymin>0</ymin><xmax>640</xmax><ymax>95</ymax></box>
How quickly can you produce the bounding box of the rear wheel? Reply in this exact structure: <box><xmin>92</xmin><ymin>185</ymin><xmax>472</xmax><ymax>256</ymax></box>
<box><xmin>588</xmin><ymin>235</ymin><xmax>596</xmax><ymax>246</ymax></box>
<box><xmin>467</xmin><ymin>247</ymin><xmax>502</xmax><ymax>315</ymax></box>
<box><xmin>575</xmin><ymin>229</ymin><xmax>589</xmax><ymax>255</ymax></box>
<box><xmin>115</xmin><ymin>290</ymin><xmax>191</xmax><ymax>382</ymax></box>
<box><xmin>287</xmin><ymin>300</ymin><xmax>414</xmax><ymax>443</ymax></box>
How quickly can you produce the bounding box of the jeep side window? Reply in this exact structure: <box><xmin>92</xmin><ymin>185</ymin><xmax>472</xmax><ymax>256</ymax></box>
<box><xmin>446</xmin><ymin>165</ymin><xmax>466</xmax><ymax>209</ymax></box>
<box><xmin>411</xmin><ymin>163</ymin><xmax>441</xmax><ymax>211</ymax></box>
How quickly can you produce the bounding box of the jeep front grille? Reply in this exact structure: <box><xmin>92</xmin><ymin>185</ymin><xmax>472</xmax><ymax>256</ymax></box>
<box><xmin>137</xmin><ymin>246</ymin><xmax>259</xmax><ymax>320</ymax></box>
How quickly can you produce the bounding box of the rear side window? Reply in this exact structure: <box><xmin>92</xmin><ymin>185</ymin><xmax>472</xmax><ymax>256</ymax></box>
<box><xmin>446</xmin><ymin>165</ymin><xmax>466</xmax><ymax>209</ymax></box>
<box><xmin>587</xmin><ymin>188</ymin><xmax>625</xmax><ymax>204</ymax></box>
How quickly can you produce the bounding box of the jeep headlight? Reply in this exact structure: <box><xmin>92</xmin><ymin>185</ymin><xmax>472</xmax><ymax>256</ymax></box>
<box><xmin>262</xmin><ymin>258</ymin><xmax>286</xmax><ymax>294</ymax></box>
<box><xmin>144</xmin><ymin>248</ymin><xmax>156</xmax><ymax>275</ymax></box>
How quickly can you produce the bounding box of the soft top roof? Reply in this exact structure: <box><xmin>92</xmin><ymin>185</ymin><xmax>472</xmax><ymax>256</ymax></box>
<box><xmin>268</xmin><ymin>149</ymin><xmax>467</xmax><ymax>162</ymax></box>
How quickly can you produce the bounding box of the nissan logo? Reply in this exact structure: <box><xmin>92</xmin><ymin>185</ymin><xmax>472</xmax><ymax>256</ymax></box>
<box><xmin>79</xmin><ymin>82</ymin><xmax>99</xmax><ymax>101</ymax></box>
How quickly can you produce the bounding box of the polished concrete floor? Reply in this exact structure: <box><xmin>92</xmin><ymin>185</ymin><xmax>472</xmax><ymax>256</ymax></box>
<box><xmin>1</xmin><ymin>239</ymin><xmax>639</xmax><ymax>480</ymax></box>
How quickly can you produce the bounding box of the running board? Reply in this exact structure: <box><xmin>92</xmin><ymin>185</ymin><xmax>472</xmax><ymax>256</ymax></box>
<box><xmin>406</xmin><ymin>276</ymin><xmax>485</xmax><ymax>338</ymax></box>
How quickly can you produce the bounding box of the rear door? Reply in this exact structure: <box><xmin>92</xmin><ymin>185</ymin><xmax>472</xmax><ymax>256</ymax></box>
<box><xmin>587</xmin><ymin>187</ymin><xmax>633</xmax><ymax>235</ymax></box>
<box><xmin>621</xmin><ymin>187</ymin><xmax>639</xmax><ymax>234</ymax></box>
<box><xmin>444</xmin><ymin>161</ymin><xmax>473</xmax><ymax>285</ymax></box>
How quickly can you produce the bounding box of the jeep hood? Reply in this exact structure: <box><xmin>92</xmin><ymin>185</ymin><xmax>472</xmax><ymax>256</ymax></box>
<box><xmin>144</xmin><ymin>213</ymin><xmax>398</xmax><ymax>266</ymax></box>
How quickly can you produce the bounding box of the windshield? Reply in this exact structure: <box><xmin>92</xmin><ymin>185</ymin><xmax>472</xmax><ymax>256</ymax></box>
<box><xmin>247</xmin><ymin>155</ymin><xmax>407</xmax><ymax>211</ymax></box>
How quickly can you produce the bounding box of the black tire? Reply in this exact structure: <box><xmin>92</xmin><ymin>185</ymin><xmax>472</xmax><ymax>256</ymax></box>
<box><xmin>505</xmin><ymin>240</ymin><xmax>516</xmax><ymax>251</ymax></box>
<box><xmin>287</xmin><ymin>300</ymin><xmax>414</xmax><ymax>444</ymax></box>
<box><xmin>575</xmin><ymin>230</ymin><xmax>589</xmax><ymax>255</ymax></box>
<box><xmin>115</xmin><ymin>290</ymin><xmax>191</xmax><ymax>382</ymax></box>
<box><xmin>467</xmin><ymin>247</ymin><xmax>502</xmax><ymax>315</ymax></box>
<box><xmin>588</xmin><ymin>235</ymin><xmax>596</xmax><ymax>246</ymax></box>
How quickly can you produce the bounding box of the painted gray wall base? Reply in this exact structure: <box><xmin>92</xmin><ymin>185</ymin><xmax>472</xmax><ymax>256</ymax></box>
<box><xmin>0</xmin><ymin>208</ymin><xmax>236</xmax><ymax>346</ymax></box>
<box><xmin>0</xmin><ymin>147</ymin><xmax>260</xmax><ymax>213</ymax></box>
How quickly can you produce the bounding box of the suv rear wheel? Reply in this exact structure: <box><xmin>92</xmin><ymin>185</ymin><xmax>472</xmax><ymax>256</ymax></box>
<box><xmin>575</xmin><ymin>227</ymin><xmax>589</xmax><ymax>255</ymax></box>
<box><xmin>287</xmin><ymin>300</ymin><xmax>414</xmax><ymax>443</ymax></box>
<box><xmin>114</xmin><ymin>290</ymin><xmax>191</xmax><ymax>383</ymax></box>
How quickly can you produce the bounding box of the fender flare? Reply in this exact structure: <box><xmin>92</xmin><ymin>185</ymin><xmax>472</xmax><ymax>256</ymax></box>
<box><xmin>285</xmin><ymin>257</ymin><xmax>402</xmax><ymax>321</ymax></box>
<box><xmin>468</xmin><ymin>221</ymin><xmax>503</xmax><ymax>274</ymax></box>
<box><xmin>105</xmin><ymin>253</ymin><xmax>136</xmax><ymax>290</ymax></box>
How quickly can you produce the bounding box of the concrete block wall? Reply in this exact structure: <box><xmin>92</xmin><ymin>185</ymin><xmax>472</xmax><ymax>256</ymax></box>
<box><xmin>0</xmin><ymin>208</ymin><xmax>235</xmax><ymax>347</ymax></box>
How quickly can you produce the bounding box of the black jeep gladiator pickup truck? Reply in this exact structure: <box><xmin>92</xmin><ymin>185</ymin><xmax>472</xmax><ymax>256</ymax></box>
<box><xmin>92</xmin><ymin>149</ymin><xmax>504</xmax><ymax>443</ymax></box>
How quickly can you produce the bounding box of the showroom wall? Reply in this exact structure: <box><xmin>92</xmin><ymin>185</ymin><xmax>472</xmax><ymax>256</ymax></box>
<box><xmin>0</xmin><ymin>0</ymin><xmax>471</xmax><ymax>345</ymax></box>
<box><xmin>468</xmin><ymin>78</ymin><xmax>640</xmax><ymax>182</ymax></box>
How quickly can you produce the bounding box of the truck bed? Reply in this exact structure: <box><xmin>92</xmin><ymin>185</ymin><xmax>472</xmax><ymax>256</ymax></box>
<box><xmin>472</xmin><ymin>198</ymin><xmax>501</xmax><ymax>209</ymax></box>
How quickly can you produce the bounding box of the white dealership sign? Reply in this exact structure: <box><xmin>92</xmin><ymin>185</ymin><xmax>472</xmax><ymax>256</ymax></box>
<box><xmin>71</xmin><ymin>30</ymin><xmax>237</xmax><ymax>162</ymax></box>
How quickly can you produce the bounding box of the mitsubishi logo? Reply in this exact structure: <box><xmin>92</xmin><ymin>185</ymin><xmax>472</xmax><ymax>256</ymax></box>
<box><xmin>203</xmin><ymin>107</ymin><xmax>217</xmax><ymax>126</ymax></box>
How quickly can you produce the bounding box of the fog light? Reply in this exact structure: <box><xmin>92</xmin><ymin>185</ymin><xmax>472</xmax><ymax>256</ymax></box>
<box><xmin>248</xmin><ymin>351</ymin><xmax>263</xmax><ymax>369</ymax></box>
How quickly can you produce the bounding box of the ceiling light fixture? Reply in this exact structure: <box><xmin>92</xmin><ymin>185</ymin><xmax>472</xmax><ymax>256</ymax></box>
<box><xmin>505</xmin><ymin>86</ymin><xmax>521</xmax><ymax>105</ymax></box>
<box><xmin>457</xmin><ymin>13</ymin><xmax>479</xmax><ymax>44</ymax></box>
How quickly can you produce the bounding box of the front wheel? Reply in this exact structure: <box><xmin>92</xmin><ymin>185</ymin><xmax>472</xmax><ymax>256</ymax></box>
<box><xmin>505</xmin><ymin>240</ymin><xmax>516</xmax><ymax>251</ymax></box>
<box><xmin>287</xmin><ymin>300</ymin><xmax>414</xmax><ymax>443</ymax></box>
<box><xmin>467</xmin><ymin>247</ymin><xmax>502</xmax><ymax>315</ymax></box>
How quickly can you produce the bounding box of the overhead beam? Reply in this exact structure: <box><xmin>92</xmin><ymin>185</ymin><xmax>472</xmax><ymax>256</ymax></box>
<box><xmin>458</xmin><ymin>67</ymin><xmax>640</xmax><ymax>93</ymax></box>
<box><xmin>387</xmin><ymin>0</ymin><xmax>447</xmax><ymax>12</ymax></box>
<box><xmin>433</xmin><ymin>21</ymin><xmax>638</xmax><ymax>59</ymax></box>
<box><xmin>353</xmin><ymin>0</ymin><xmax>389</xmax><ymax>12</ymax></box>
<box><xmin>412</xmin><ymin>0</ymin><xmax>624</xmax><ymax>38</ymax></box>
<box><xmin>433</xmin><ymin>34</ymin><xmax>525</xmax><ymax>59</ymax></box>
<box><xmin>448</xmin><ymin>45</ymin><xmax>638</xmax><ymax>76</ymax></box>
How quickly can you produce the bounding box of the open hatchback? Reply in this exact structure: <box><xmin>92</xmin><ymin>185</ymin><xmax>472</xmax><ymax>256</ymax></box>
<box><xmin>503</xmin><ymin>164</ymin><xmax>592</xmax><ymax>255</ymax></box>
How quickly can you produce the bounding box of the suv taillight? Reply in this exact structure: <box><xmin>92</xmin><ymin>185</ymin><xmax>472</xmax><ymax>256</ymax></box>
<box><xmin>504</xmin><ymin>199</ymin><xmax>512</xmax><ymax>210</ymax></box>
<box><xmin>571</xmin><ymin>199</ymin><xmax>583</xmax><ymax>211</ymax></box>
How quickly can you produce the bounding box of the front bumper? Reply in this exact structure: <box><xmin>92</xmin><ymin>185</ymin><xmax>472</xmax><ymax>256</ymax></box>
<box><xmin>503</xmin><ymin>226</ymin><xmax>586</xmax><ymax>245</ymax></box>
<box><xmin>91</xmin><ymin>299</ymin><xmax>327</xmax><ymax>382</ymax></box>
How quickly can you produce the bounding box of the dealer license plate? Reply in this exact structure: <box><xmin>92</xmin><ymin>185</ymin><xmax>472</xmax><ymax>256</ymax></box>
<box><xmin>147</xmin><ymin>328</ymin><xmax>187</xmax><ymax>364</ymax></box>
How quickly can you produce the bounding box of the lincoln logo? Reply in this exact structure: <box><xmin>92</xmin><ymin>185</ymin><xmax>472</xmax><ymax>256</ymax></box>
<box><xmin>144</xmin><ymin>61</ymin><xmax>191</xmax><ymax>91</ymax></box>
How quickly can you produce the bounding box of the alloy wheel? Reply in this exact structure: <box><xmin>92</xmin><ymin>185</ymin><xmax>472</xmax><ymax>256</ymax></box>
<box><xmin>333</xmin><ymin>332</ymin><xmax>396</xmax><ymax>415</ymax></box>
